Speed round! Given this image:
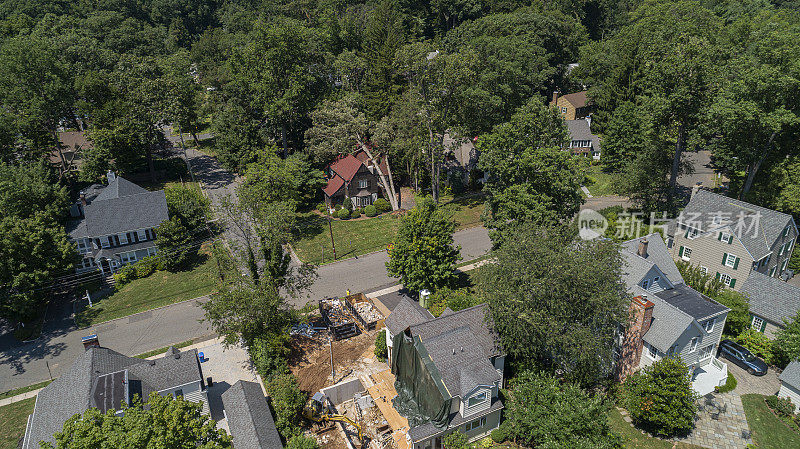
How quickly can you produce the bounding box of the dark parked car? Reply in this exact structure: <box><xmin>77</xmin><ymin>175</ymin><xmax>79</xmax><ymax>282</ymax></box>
<box><xmin>719</xmin><ymin>339</ymin><xmax>768</xmax><ymax>375</ymax></box>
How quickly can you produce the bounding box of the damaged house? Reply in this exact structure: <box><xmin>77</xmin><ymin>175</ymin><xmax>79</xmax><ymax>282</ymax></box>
<box><xmin>384</xmin><ymin>299</ymin><xmax>504</xmax><ymax>449</ymax></box>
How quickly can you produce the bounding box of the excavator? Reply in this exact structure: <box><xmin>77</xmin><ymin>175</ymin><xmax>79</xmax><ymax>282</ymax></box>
<box><xmin>303</xmin><ymin>392</ymin><xmax>368</xmax><ymax>448</ymax></box>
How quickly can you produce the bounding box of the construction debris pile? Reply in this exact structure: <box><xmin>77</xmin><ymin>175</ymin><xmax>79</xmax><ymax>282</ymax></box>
<box><xmin>320</xmin><ymin>298</ymin><xmax>360</xmax><ymax>340</ymax></box>
<box><xmin>354</xmin><ymin>302</ymin><xmax>382</xmax><ymax>323</ymax></box>
<box><xmin>290</xmin><ymin>323</ymin><xmax>323</xmax><ymax>338</ymax></box>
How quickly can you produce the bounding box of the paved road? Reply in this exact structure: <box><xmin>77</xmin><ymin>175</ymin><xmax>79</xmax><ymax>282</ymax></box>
<box><xmin>0</xmin><ymin>298</ymin><xmax>213</xmax><ymax>392</ymax></box>
<box><xmin>679</xmin><ymin>150</ymin><xmax>717</xmax><ymax>191</ymax></box>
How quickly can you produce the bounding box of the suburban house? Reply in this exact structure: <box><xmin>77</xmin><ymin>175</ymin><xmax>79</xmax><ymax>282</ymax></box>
<box><xmin>66</xmin><ymin>171</ymin><xmax>169</xmax><ymax>275</ymax></box>
<box><xmin>778</xmin><ymin>361</ymin><xmax>800</xmax><ymax>412</ymax></box>
<box><xmin>564</xmin><ymin>118</ymin><xmax>601</xmax><ymax>160</ymax></box>
<box><xmin>617</xmin><ymin>234</ymin><xmax>731</xmax><ymax>395</ymax></box>
<box><xmin>322</xmin><ymin>149</ymin><xmax>385</xmax><ymax>210</ymax></box>
<box><xmin>740</xmin><ymin>272</ymin><xmax>800</xmax><ymax>337</ymax></box>
<box><xmin>22</xmin><ymin>345</ymin><xmax>209</xmax><ymax>449</ymax></box>
<box><xmin>550</xmin><ymin>90</ymin><xmax>592</xmax><ymax>120</ymax></box>
<box><xmin>666</xmin><ymin>188</ymin><xmax>799</xmax><ymax>336</ymax></box>
<box><xmin>384</xmin><ymin>300</ymin><xmax>504</xmax><ymax>449</ymax></box>
<box><xmin>221</xmin><ymin>380</ymin><xmax>284</xmax><ymax>449</ymax></box>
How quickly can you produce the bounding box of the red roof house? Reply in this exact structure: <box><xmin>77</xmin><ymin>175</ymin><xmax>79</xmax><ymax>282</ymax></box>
<box><xmin>322</xmin><ymin>150</ymin><xmax>384</xmax><ymax>208</ymax></box>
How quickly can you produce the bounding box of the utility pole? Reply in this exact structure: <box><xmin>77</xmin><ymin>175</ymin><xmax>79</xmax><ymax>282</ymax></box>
<box><xmin>177</xmin><ymin>126</ymin><xmax>195</xmax><ymax>183</ymax></box>
<box><xmin>328</xmin><ymin>210</ymin><xmax>337</xmax><ymax>261</ymax></box>
<box><xmin>329</xmin><ymin>333</ymin><xmax>335</xmax><ymax>382</ymax></box>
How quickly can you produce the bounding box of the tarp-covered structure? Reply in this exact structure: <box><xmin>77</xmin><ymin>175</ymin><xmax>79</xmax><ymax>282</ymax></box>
<box><xmin>391</xmin><ymin>331</ymin><xmax>451</xmax><ymax>428</ymax></box>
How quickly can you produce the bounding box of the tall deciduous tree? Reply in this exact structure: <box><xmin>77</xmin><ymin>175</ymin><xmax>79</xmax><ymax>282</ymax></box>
<box><xmin>386</xmin><ymin>196</ymin><xmax>460</xmax><ymax>292</ymax></box>
<box><xmin>775</xmin><ymin>311</ymin><xmax>800</xmax><ymax>364</ymax></box>
<box><xmin>304</xmin><ymin>95</ymin><xmax>400</xmax><ymax>210</ymax></box>
<box><xmin>41</xmin><ymin>392</ymin><xmax>231</xmax><ymax>449</ymax></box>
<box><xmin>476</xmin><ymin>223</ymin><xmax>627</xmax><ymax>387</ymax></box>
<box><xmin>505</xmin><ymin>372</ymin><xmax>622</xmax><ymax>449</ymax></box>
<box><xmin>203</xmin><ymin>283</ymin><xmax>294</xmax><ymax>347</ymax></box>
<box><xmin>477</xmin><ymin>100</ymin><xmax>582</xmax><ymax>244</ymax></box>
<box><xmin>226</xmin><ymin>17</ymin><xmax>326</xmax><ymax>156</ymax></box>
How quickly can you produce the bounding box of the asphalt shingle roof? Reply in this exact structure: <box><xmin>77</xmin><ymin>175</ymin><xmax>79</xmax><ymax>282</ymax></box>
<box><xmin>561</xmin><ymin>91</ymin><xmax>589</xmax><ymax>108</ymax></box>
<box><xmin>565</xmin><ymin>119</ymin><xmax>593</xmax><ymax>141</ymax></box>
<box><xmin>642</xmin><ymin>294</ymin><xmax>695</xmax><ymax>353</ymax></box>
<box><xmin>679</xmin><ymin>189</ymin><xmax>796</xmax><ymax>260</ymax></box>
<box><xmin>23</xmin><ymin>347</ymin><xmax>202</xmax><ymax>449</ymax></box>
<box><xmin>384</xmin><ymin>297</ymin><xmax>432</xmax><ymax>336</ymax></box>
<box><xmin>741</xmin><ymin>271</ymin><xmax>800</xmax><ymax>325</ymax></box>
<box><xmin>621</xmin><ymin>234</ymin><xmax>684</xmax><ymax>286</ymax></box>
<box><xmin>654</xmin><ymin>284</ymin><xmax>729</xmax><ymax>322</ymax></box>
<box><xmin>221</xmin><ymin>380</ymin><xmax>283</xmax><ymax>449</ymax></box>
<box><xmin>780</xmin><ymin>361</ymin><xmax>800</xmax><ymax>390</ymax></box>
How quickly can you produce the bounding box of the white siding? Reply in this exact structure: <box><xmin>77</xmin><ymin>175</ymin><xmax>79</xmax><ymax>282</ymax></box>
<box><xmin>778</xmin><ymin>383</ymin><xmax>800</xmax><ymax>413</ymax></box>
<box><xmin>460</xmin><ymin>386</ymin><xmax>493</xmax><ymax>417</ymax></box>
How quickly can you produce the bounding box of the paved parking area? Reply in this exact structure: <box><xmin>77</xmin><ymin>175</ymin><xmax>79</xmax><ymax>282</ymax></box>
<box><xmin>193</xmin><ymin>339</ymin><xmax>261</xmax><ymax>434</ymax></box>
<box><xmin>724</xmin><ymin>357</ymin><xmax>780</xmax><ymax>396</ymax></box>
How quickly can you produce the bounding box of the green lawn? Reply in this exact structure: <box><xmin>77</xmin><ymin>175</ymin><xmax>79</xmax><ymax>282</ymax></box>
<box><xmin>0</xmin><ymin>397</ymin><xmax>35</xmax><ymax>449</ymax></box>
<box><xmin>608</xmin><ymin>408</ymin><xmax>703</xmax><ymax>449</ymax></box>
<box><xmin>75</xmin><ymin>258</ymin><xmax>217</xmax><ymax>327</ymax></box>
<box><xmin>292</xmin><ymin>213</ymin><xmax>403</xmax><ymax>264</ymax></box>
<box><xmin>742</xmin><ymin>394</ymin><xmax>800</xmax><ymax>449</ymax></box>
<box><xmin>584</xmin><ymin>165</ymin><xmax>624</xmax><ymax>197</ymax></box>
<box><xmin>292</xmin><ymin>193</ymin><xmax>486</xmax><ymax>265</ymax></box>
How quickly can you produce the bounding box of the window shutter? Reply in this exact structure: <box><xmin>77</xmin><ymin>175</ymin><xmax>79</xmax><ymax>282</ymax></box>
<box><xmin>728</xmin><ymin>235</ymin><xmax>734</xmax><ymax>244</ymax></box>
<box><xmin>716</xmin><ymin>272</ymin><xmax>721</xmax><ymax>281</ymax></box>
<box><xmin>718</xmin><ymin>232</ymin><xmax>722</xmax><ymax>241</ymax></box>
<box><xmin>760</xmin><ymin>318</ymin><xmax>766</xmax><ymax>332</ymax></box>
<box><xmin>685</xmin><ymin>229</ymin><xmax>690</xmax><ymax>238</ymax></box>
<box><xmin>733</xmin><ymin>257</ymin><xmax>739</xmax><ymax>270</ymax></box>
<box><xmin>722</xmin><ymin>253</ymin><xmax>728</xmax><ymax>265</ymax></box>
<box><xmin>679</xmin><ymin>246</ymin><xmax>685</xmax><ymax>257</ymax></box>
<box><xmin>729</xmin><ymin>278</ymin><xmax>736</xmax><ymax>288</ymax></box>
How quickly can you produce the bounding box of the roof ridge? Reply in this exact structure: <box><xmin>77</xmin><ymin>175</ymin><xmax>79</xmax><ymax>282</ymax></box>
<box><xmin>697</xmin><ymin>189</ymin><xmax>793</xmax><ymax>221</ymax></box>
<box><xmin>90</xmin><ymin>189</ymin><xmax>163</xmax><ymax>203</ymax></box>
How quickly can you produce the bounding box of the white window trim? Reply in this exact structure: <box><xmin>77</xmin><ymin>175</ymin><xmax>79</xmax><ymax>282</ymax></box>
<box><xmin>682</xmin><ymin>247</ymin><xmax>692</xmax><ymax>261</ymax></box>
<box><xmin>725</xmin><ymin>254</ymin><xmax>737</xmax><ymax>268</ymax></box>
<box><xmin>137</xmin><ymin>229</ymin><xmax>147</xmax><ymax>241</ymax></box>
<box><xmin>689</xmin><ymin>337</ymin><xmax>698</xmax><ymax>353</ymax></box>
<box><xmin>704</xmin><ymin>318</ymin><xmax>715</xmax><ymax>333</ymax></box>
<box><xmin>119</xmin><ymin>233</ymin><xmax>128</xmax><ymax>244</ymax></box>
<box><xmin>642</xmin><ymin>279</ymin><xmax>650</xmax><ymax>289</ymax></box>
<box><xmin>700</xmin><ymin>266</ymin><xmax>708</xmax><ymax>274</ymax></box>
<box><xmin>699</xmin><ymin>345</ymin><xmax>714</xmax><ymax>361</ymax></box>
<box><xmin>467</xmin><ymin>391</ymin><xmax>487</xmax><ymax>407</ymax></box>
<box><xmin>769</xmin><ymin>266</ymin><xmax>777</xmax><ymax>277</ymax></box>
<box><xmin>647</xmin><ymin>343</ymin><xmax>658</xmax><ymax>360</ymax></box>
<box><xmin>782</xmin><ymin>259</ymin><xmax>789</xmax><ymax>271</ymax></box>
<box><xmin>101</xmin><ymin>236</ymin><xmax>111</xmax><ymax>248</ymax></box>
<box><xmin>720</xmin><ymin>273</ymin><xmax>733</xmax><ymax>286</ymax></box>
<box><xmin>752</xmin><ymin>316</ymin><xmax>764</xmax><ymax>332</ymax></box>
<box><xmin>561</xmin><ymin>107</ymin><xmax>567</xmax><ymax>113</ymax></box>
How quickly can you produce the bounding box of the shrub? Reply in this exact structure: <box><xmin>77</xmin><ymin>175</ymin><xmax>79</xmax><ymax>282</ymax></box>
<box><xmin>135</xmin><ymin>256</ymin><xmax>161</xmax><ymax>278</ymax></box>
<box><xmin>358</xmin><ymin>207</ymin><xmax>365</xmax><ymax>215</ymax></box>
<box><xmin>490</xmin><ymin>427</ymin><xmax>506</xmax><ymax>443</ymax></box>
<box><xmin>765</xmin><ymin>395</ymin><xmax>796</xmax><ymax>417</ymax></box>
<box><xmin>343</xmin><ymin>197</ymin><xmax>353</xmax><ymax>211</ymax></box>
<box><xmin>351</xmin><ymin>208</ymin><xmax>361</xmax><ymax>218</ymax></box>
<box><xmin>374</xmin><ymin>198</ymin><xmax>391</xmax><ymax>213</ymax></box>
<box><xmin>250</xmin><ymin>332</ymin><xmax>291</xmax><ymax>378</ymax></box>
<box><xmin>113</xmin><ymin>264</ymin><xmax>138</xmax><ymax>289</ymax></box>
<box><xmin>337</xmin><ymin>208</ymin><xmax>351</xmax><ymax>219</ymax></box>
<box><xmin>715</xmin><ymin>373</ymin><xmax>737</xmax><ymax>394</ymax></box>
<box><xmin>286</xmin><ymin>435</ymin><xmax>319</xmax><ymax>449</ymax></box>
<box><xmin>265</xmin><ymin>374</ymin><xmax>306</xmax><ymax>440</ymax></box>
<box><xmin>624</xmin><ymin>357</ymin><xmax>697</xmax><ymax>436</ymax></box>
<box><xmin>443</xmin><ymin>431</ymin><xmax>468</xmax><ymax>449</ymax></box>
<box><xmin>365</xmin><ymin>205</ymin><xmax>377</xmax><ymax>217</ymax></box>
<box><xmin>155</xmin><ymin>217</ymin><xmax>195</xmax><ymax>271</ymax></box>
<box><xmin>735</xmin><ymin>328</ymin><xmax>777</xmax><ymax>365</ymax></box>
<box><xmin>316</xmin><ymin>203</ymin><xmax>327</xmax><ymax>213</ymax></box>
<box><xmin>374</xmin><ymin>331</ymin><xmax>387</xmax><ymax>361</ymax></box>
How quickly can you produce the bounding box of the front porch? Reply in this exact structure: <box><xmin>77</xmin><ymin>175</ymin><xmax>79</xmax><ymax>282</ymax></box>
<box><xmin>692</xmin><ymin>357</ymin><xmax>728</xmax><ymax>396</ymax></box>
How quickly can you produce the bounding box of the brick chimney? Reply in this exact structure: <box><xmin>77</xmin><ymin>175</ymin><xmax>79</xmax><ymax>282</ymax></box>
<box><xmin>552</xmin><ymin>90</ymin><xmax>559</xmax><ymax>105</ymax></box>
<box><xmin>617</xmin><ymin>296</ymin><xmax>655</xmax><ymax>383</ymax></box>
<box><xmin>79</xmin><ymin>191</ymin><xmax>87</xmax><ymax>207</ymax></box>
<box><xmin>82</xmin><ymin>334</ymin><xmax>99</xmax><ymax>351</ymax></box>
<box><xmin>637</xmin><ymin>237</ymin><xmax>649</xmax><ymax>258</ymax></box>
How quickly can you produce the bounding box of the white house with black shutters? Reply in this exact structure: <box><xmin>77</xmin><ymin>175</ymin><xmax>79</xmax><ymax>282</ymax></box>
<box><xmin>67</xmin><ymin>171</ymin><xmax>169</xmax><ymax>275</ymax></box>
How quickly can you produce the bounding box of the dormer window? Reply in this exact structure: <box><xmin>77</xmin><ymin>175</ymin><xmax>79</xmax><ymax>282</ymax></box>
<box><xmin>468</xmin><ymin>391</ymin><xmax>487</xmax><ymax>407</ymax></box>
<box><xmin>703</xmin><ymin>318</ymin><xmax>715</xmax><ymax>333</ymax></box>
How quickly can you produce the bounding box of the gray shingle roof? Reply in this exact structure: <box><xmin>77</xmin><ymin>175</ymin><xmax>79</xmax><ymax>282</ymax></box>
<box><xmin>71</xmin><ymin>177</ymin><xmax>169</xmax><ymax>238</ymax></box>
<box><xmin>679</xmin><ymin>189</ymin><xmax>796</xmax><ymax>260</ymax></box>
<box><xmin>409</xmin><ymin>304</ymin><xmax>501</xmax><ymax>360</ymax></box>
<box><xmin>741</xmin><ymin>271</ymin><xmax>800</xmax><ymax>325</ymax></box>
<box><xmin>643</xmin><ymin>295</ymin><xmax>695</xmax><ymax>353</ymax></box>
<box><xmin>565</xmin><ymin>119</ymin><xmax>592</xmax><ymax>141</ymax></box>
<box><xmin>654</xmin><ymin>284</ymin><xmax>729</xmax><ymax>321</ymax></box>
<box><xmin>221</xmin><ymin>380</ymin><xmax>283</xmax><ymax>449</ymax></box>
<box><xmin>780</xmin><ymin>361</ymin><xmax>800</xmax><ymax>390</ymax></box>
<box><xmin>23</xmin><ymin>347</ymin><xmax>202</xmax><ymax>449</ymax></box>
<box><xmin>421</xmin><ymin>326</ymin><xmax>501</xmax><ymax>398</ymax></box>
<box><xmin>621</xmin><ymin>234</ymin><xmax>684</xmax><ymax>286</ymax></box>
<box><xmin>384</xmin><ymin>297</ymin><xmax>433</xmax><ymax>335</ymax></box>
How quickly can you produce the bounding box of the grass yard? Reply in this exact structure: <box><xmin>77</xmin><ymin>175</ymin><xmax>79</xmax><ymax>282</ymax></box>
<box><xmin>584</xmin><ymin>165</ymin><xmax>624</xmax><ymax>197</ymax></box>
<box><xmin>741</xmin><ymin>394</ymin><xmax>800</xmax><ymax>449</ymax></box>
<box><xmin>292</xmin><ymin>193</ymin><xmax>486</xmax><ymax>265</ymax></box>
<box><xmin>0</xmin><ymin>397</ymin><xmax>35</xmax><ymax>449</ymax></box>
<box><xmin>75</xmin><ymin>257</ymin><xmax>217</xmax><ymax>327</ymax></box>
<box><xmin>608</xmin><ymin>408</ymin><xmax>703</xmax><ymax>449</ymax></box>
<box><xmin>292</xmin><ymin>213</ymin><xmax>403</xmax><ymax>264</ymax></box>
